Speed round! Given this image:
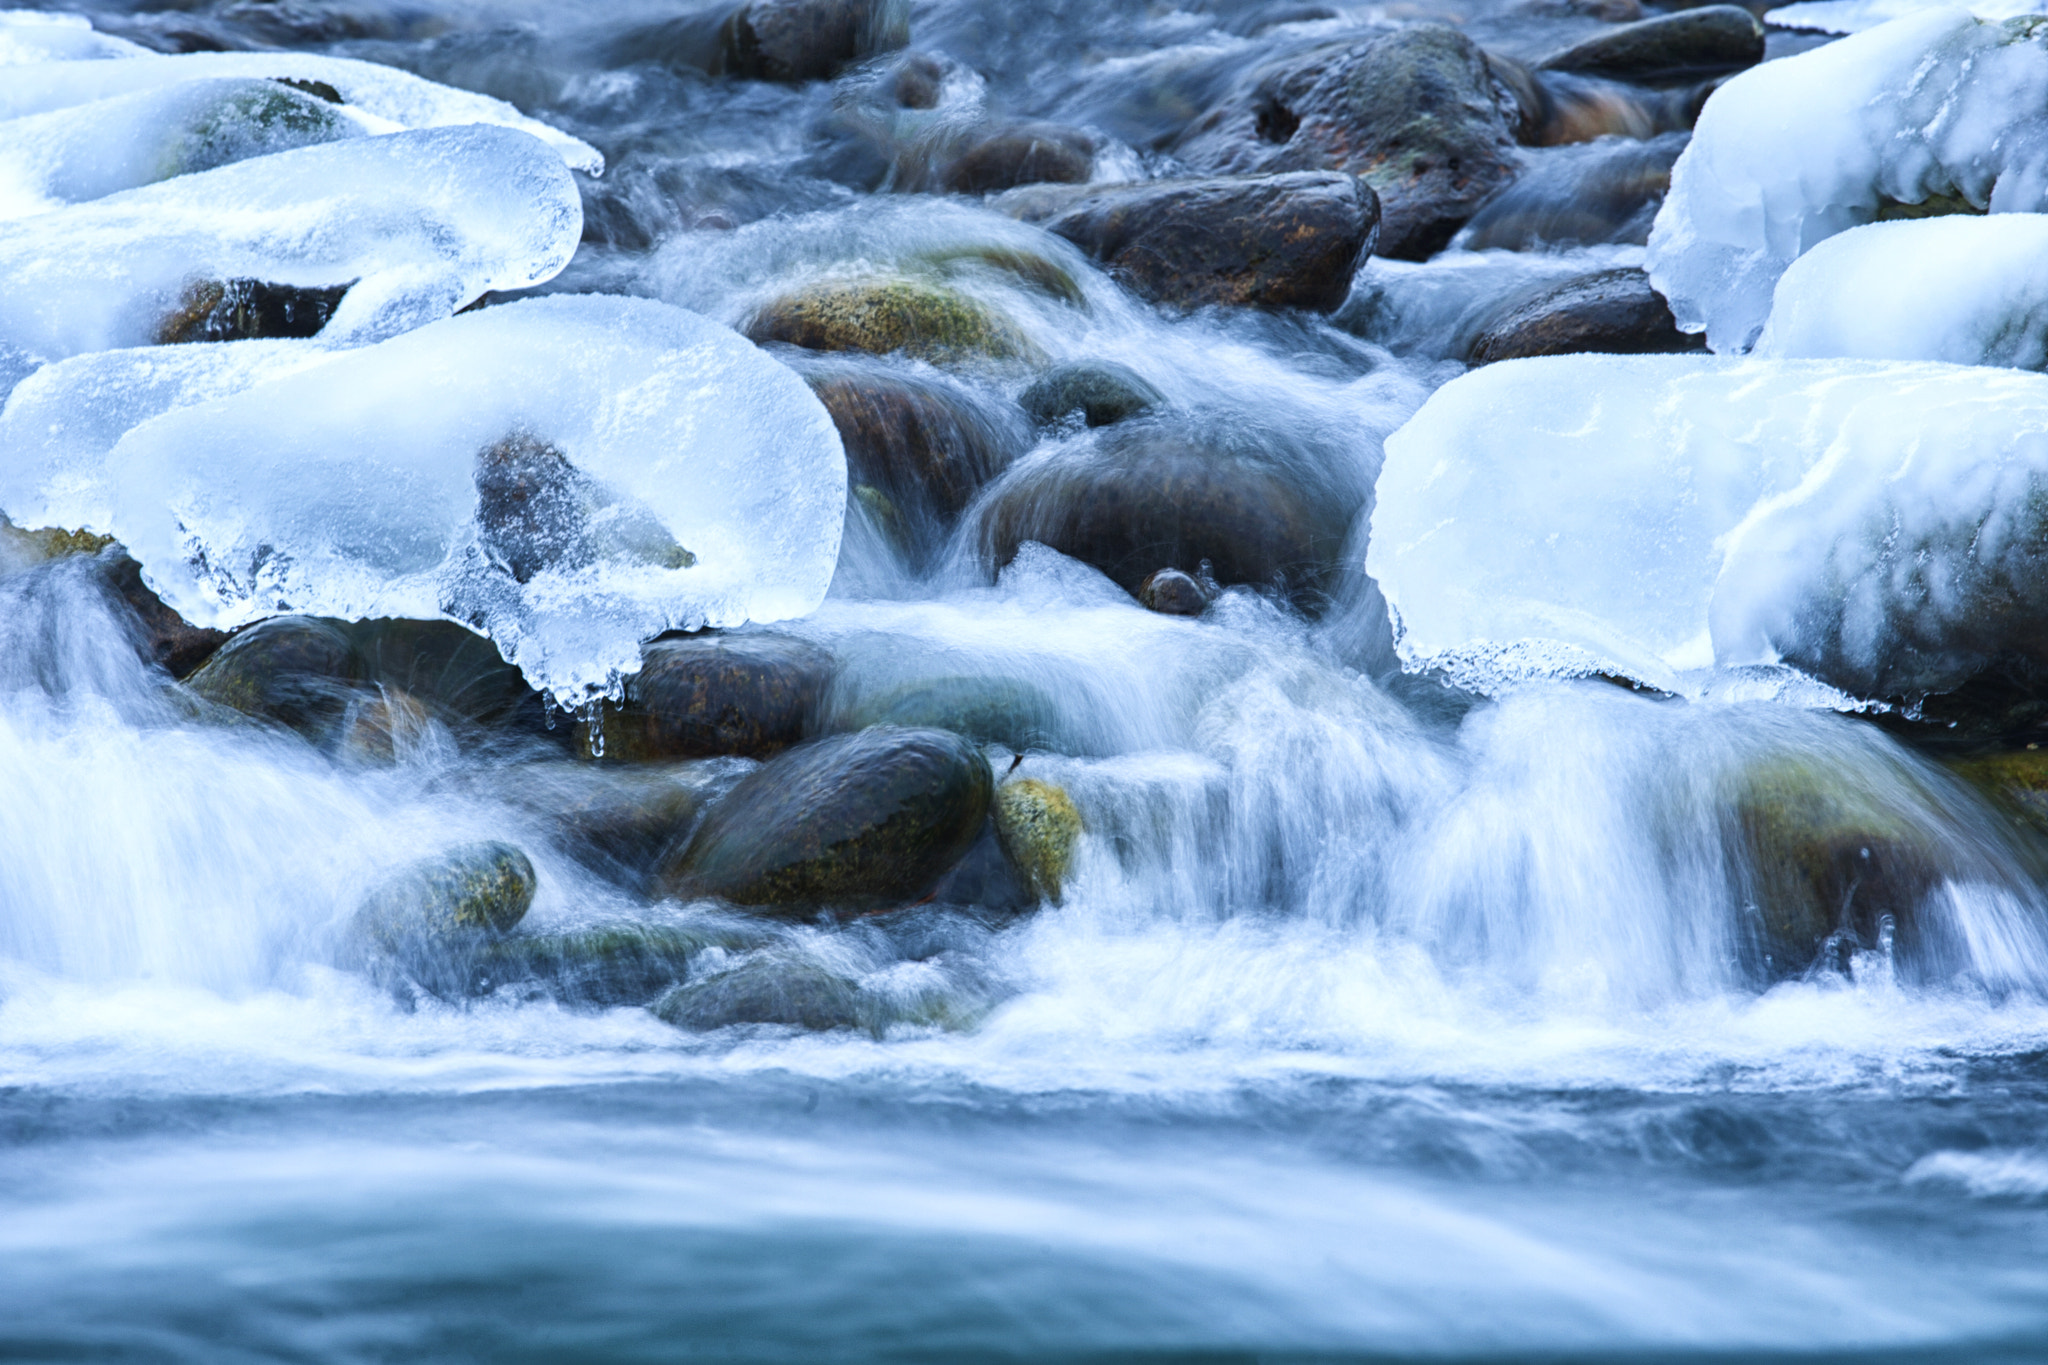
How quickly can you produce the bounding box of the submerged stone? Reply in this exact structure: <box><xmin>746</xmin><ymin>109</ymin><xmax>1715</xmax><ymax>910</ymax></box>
<box><xmin>468</xmin><ymin>922</ymin><xmax>708</xmax><ymax>1007</ymax></box>
<box><xmin>936</xmin><ymin>121</ymin><xmax>1095</xmax><ymax>194</ymax></box>
<box><xmin>1138</xmin><ymin>568</ymin><xmax>1213</xmax><ymax>616</ymax></box>
<box><xmin>651</xmin><ymin>954</ymin><xmax>863</xmax><ymax>1031</ymax></box>
<box><xmin>719</xmin><ymin>0</ymin><xmax>907</xmax><ymax>82</ymax></box>
<box><xmin>349</xmin><ymin>841</ymin><xmax>537</xmax><ymax>997</ymax></box>
<box><xmin>843</xmin><ymin>675</ymin><xmax>1066</xmax><ymax>753</ymax></box>
<box><xmin>747</xmin><ymin>275</ymin><xmax>1039</xmax><ymax>366</ymax></box>
<box><xmin>183</xmin><ymin>614</ymin><xmax>362</xmax><ymax>735</ymax></box>
<box><xmin>1019</xmin><ymin>361</ymin><xmax>1164</xmax><ymax>429</ymax></box>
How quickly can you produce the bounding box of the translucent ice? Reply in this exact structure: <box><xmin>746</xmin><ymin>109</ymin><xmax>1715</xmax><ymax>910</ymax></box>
<box><xmin>0</xmin><ymin>124</ymin><xmax>580</xmax><ymax>376</ymax></box>
<box><xmin>0</xmin><ymin>10</ymin><xmax>147</xmax><ymax>64</ymax></box>
<box><xmin>1369</xmin><ymin>353</ymin><xmax>2048</xmax><ymax>702</ymax></box>
<box><xmin>0</xmin><ymin>78</ymin><xmax>389</xmax><ymax>221</ymax></box>
<box><xmin>1755</xmin><ymin>214</ymin><xmax>2048</xmax><ymax>368</ymax></box>
<box><xmin>1765</xmin><ymin>0</ymin><xmax>2048</xmax><ymax>33</ymax></box>
<box><xmin>0</xmin><ymin>51</ymin><xmax>601</xmax><ymax>173</ymax></box>
<box><xmin>89</xmin><ymin>295</ymin><xmax>846</xmax><ymax>702</ymax></box>
<box><xmin>1646</xmin><ymin>8</ymin><xmax>2048</xmax><ymax>352</ymax></box>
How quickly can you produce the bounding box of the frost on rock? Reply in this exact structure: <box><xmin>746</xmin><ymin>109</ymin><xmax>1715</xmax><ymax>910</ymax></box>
<box><xmin>0</xmin><ymin>124</ymin><xmax>580</xmax><ymax>380</ymax></box>
<box><xmin>0</xmin><ymin>78</ymin><xmax>387</xmax><ymax>221</ymax></box>
<box><xmin>92</xmin><ymin>296</ymin><xmax>847</xmax><ymax>702</ymax></box>
<box><xmin>1368</xmin><ymin>353</ymin><xmax>2048</xmax><ymax>703</ymax></box>
<box><xmin>1646</xmin><ymin>8</ymin><xmax>2048</xmax><ymax>353</ymax></box>
<box><xmin>1755</xmin><ymin>214</ymin><xmax>2048</xmax><ymax>368</ymax></box>
<box><xmin>0</xmin><ymin>10</ymin><xmax>147</xmax><ymax>64</ymax></box>
<box><xmin>0</xmin><ymin>51</ymin><xmax>601</xmax><ymax>173</ymax></box>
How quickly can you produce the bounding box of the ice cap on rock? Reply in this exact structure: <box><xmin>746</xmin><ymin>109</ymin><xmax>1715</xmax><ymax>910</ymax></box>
<box><xmin>0</xmin><ymin>10</ymin><xmax>148</xmax><ymax>64</ymax></box>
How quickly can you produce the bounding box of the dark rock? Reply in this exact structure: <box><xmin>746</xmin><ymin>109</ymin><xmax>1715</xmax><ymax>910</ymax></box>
<box><xmin>92</xmin><ymin>553</ymin><xmax>230</xmax><ymax>678</ymax></box>
<box><xmin>1466</xmin><ymin>268</ymin><xmax>1704</xmax><ymax>364</ymax></box>
<box><xmin>154</xmin><ymin>278</ymin><xmax>351</xmax><ymax>345</ymax></box>
<box><xmin>183</xmin><ymin>615</ymin><xmax>361</xmax><ymax>734</ymax></box>
<box><xmin>1138</xmin><ymin>568</ymin><xmax>1213</xmax><ymax>616</ymax></box>
<box><xmin>273</xmin><ymin>76</ymin><xmax>343</xmax><ymax>105</ymax></box>
<box><xmin>468</xmin><ymin>922</ymin><xmax>706</xmax><ymax>1007</ymax></box>
<box><xmin>843</xmin><ymin>675</ymin><xmax>1065</xmax><ymax>753</ymax></box>
<box><xmin>337</xmin><ymin>687</ymin><xmax>433</xmax><ymax>765</ymax></box>
<box><xmin>350</xmin><ymin>841</ymin><xmax>537</xmax><ymax>998</ymax></box>
<box><xmin>1174</xmin><ymin>26</ymin><xmax>1522</xmax><ymax>260</ymax></box>
<box><xmin>1019</xmin><ymin>361</ymin><xmax>1164</xmax><ymax>429</ymax></box>
<box><xmin>1457</xmin><ymin>132</ymin><xmax>1686</xmax><ymax>250</ymax></box>
<box><xmin>486</xmin><ymin>761</ymin><xmax>727</xmax><ymax>889</ymax></box>
<box><xmin>720</xmin><ymin>0</ymin><xmax>908</xmax><ymax>82</ymax></box>
<box><xmin>657</xmin><ymin>726</ymin><xmax>994</xmax><ymax>912</ymax></box>
<box><xmin>924</xmin><ymin>823</ymin><xmax>1035</xmax><ymax>911</ymax></box>
<box><xmin>1536</xmin><ymin>6</ymin><xmax>1764</xmax><ymax>83</ymax></box>
<box><xmin>910</xmin><ymin>243</ymin><xmax>1086</xmax><ymax>305</ymax></box>
<box><xmin>886</xmin><ymin>51</ymin><xmax>945</xmax><ymax>108</ymax></box>
<box><xmin>651</xmin><ymin>954</ymin><xmax>864</xmax><ymax>1030</ymax></box>
<box><xmin>592</xmin><ymin>632</ymin><xmax>835</xmax><ymax>762</ymax></box>
<box><xmin>348</xmin><ymin>618</ymin><xmax>541</xmax><ymax>733</ymax></box>
<box><xmin>474</xmin><ymin>433</ymin><xmax>695</xmax><ymax>585</ymax></box>
<box><xmin>1490</xmin><ymin>58</ymin><xmax>1715</xmax><ymax>146</ymax></box>
<box><xmin>1042</xmin><ymin>171</ymin><xmax>1377</xmax><ymax>312</ymax></box>
<box><xmin>746</xmin><ymin>275</ymin><xmax>1040</xmax><ymax>365</ymax></box>
<box><xmin>936</xmin><ymin>121</ymin><xmax>1095</xmax><ymax>194</ymax></box>
<box><xmin>980</xmin><ymin>419</ymin><xmax>1356</xmax><ymax>607</ymax></box>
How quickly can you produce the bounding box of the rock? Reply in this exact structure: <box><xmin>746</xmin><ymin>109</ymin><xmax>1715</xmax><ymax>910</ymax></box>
<box><xmin>0</xmin><ymin>515</ymin><xmax>114</xmax><ymax>571</ymax></box>
<box><xmin>936</xmin><ymin>121</ymin><xmax>1095</xmax><ymax>194</ymax></box>
<box><xmin>591</xmin><ymin>632</ymin><xmax>835</xmax><ymax>762</ymax></box>
<box><xmin>843</xmin><ymin>675</ymin><xmax>1066</xmax><ymax>753</ymax></box>
<box><xmin>720</xmin><ymin>0</ymin><xmax>908</xmax><ymax>82</ymax></box>
<box><xmin>746</xmin><ymin>275</ymin><xmax>1040</xmax><ymax>366</ymax></box>
<box><xmin>924</xmin><ymin>823</ymin><xmax>1035</xmax><ymax>910</ymax></box>
<box><xmin>885</xmin><ymin>51</ymin><xmax>945</xmax><ymax>108</ymax></box>
<box><xmin>1174</xmin><ymin>26</ymin><xmax>1522</xmax><ymax>261</ymax></box>
<box><xmin>473</xmin><ymin>433</ymin><xmax>695</xmax><ymax>585</ymax></box>
<box><xmin>98</xmin><ymin>554</ymin><xmax>229</xmax><ymax>678</ymax></box>
<box><xmin>1457</xmin><ymin>133</ymin><xmax>1686</xmax><ymax>250</ymax></box>
<box><xmin>980</xmin><ymin>419</ymin><xmax>1355</xmax><ymax>607</ymax></box>
<box><xmin>338</xmin><ymin>687</ymin><xmax>433</xmax><ymax>765</ymax></box>
<box><xmin>911</xmin><ymin>244</ymin><xmax>1086</xmax><ymax>305</ymax></box>
<box><xmin>182</xmin><ymin>615</ymin><xmax>361</xmax><ymax>735</ymax></box>
<box><xmin>1138</xmin><ymin>568</ymin><xmax>1212</xmax><ymax>616</ymax></box>
<box><xmin>468</xmin><ymin>922</ymin><xmax>706</xmax><ymax>1007</ymax></box>
<box><xmin>1466</xmin><ymin>268</ymin><xmax>1704</xmax><ymax>364</ymax></box>
<box><xmin>1493</xmin><ymin>61</ymin><xmax>1714</xmax><ymax>147</ymax></box>
<box><xmin>347</xmin><ymin>618</ymin><xmax>544</xmax><ymax>734</ymax></box>
<box><xmin>651</xmin><ymin>954</ymin><xmax>864</xmax><ymax>1031</ymax></box>
<box><xmin>154</xmin><ymin>278</ymin><xmax>351</xmax><ymax>345</ymax></box>
<box><xmin>485</xmin><ymin>761</ymin><xmax>723</xmax><ymax>889</ymax></box>
<box><xmin>993</xmin><ymin>777</ymin><xmax>1082</xmax><ymax>904</ymax></box>
<box><xmin>1042</xmin><ymin>172</ymin><xmax>1378</xmax><ymax>312</ymax></box>
<box><xmin>1948</xmin><ymin>749</ymin><xmax>2048</xmax><ymax>841</ymax></box>
<box><xmin>1019</xmin><ymin>361</ymin><xmax>1164</xmax><ymax>429</ymax></box>
<box><xmin>657</xmin><ymin>726</ymin><xmax>994</xmax><ymax>912</ymax></box>
<box><xmin>350</xmin><ymin>841</ymin><xmax>537</xmax><ymax>997</ymax></box>
<box><xmin>1535</xmin><ymin>6</ymin><xmax>1764</xmax><ymax>83</ymax></box>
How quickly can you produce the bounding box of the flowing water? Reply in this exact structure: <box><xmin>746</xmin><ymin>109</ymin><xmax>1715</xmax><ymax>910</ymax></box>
<box><xmin>6</xmin><ymin>1</ymin><xmax>2048</xmax><ymax>1361</ymax></box>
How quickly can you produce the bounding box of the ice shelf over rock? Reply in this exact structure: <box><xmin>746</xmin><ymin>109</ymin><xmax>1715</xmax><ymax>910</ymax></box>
<box><xmin>83</xmin><ymin>295</ymin><xmax>847</xmax><ymax>702</ymax></box>
<box><xmin>1369</xmin><ymin>353</ymin><xmax>2048</xmax><ymax>703</ymax></box>
<box><xmin>0</xmin><ymin>50</ymin><xmax>601</xmax><ymax>173</ymax></box>
<box><xmin>0</xmin><ymin>123</ymin><xmax>581</xmax><ymax>377</ymax></box>
<box><xmin>0</xmin><ymin>78</ymin><xmax>389</xmax><ymax>221</ymax></box>
<box><xmin>0</xmin><ymin>10</ymin><xmax>147</xmax><ymax>64</ymax></box>
<box><xmin>1646</xmin><ymin>8</ymin><xmax>2048</xmax><ymax>353</ymax></box>
<box><xmin>1755</xmin><ymin>214</ymin><xmax>2048</xmax><ymax>368</ymax></box>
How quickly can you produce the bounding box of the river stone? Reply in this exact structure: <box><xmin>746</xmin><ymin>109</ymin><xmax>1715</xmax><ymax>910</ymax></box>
<box><xmin>593</xmin><ymin>632</ymin><xmax>835</xmax><ymax>762</ymax></box>
<box><xmin>467</xmin><ymin>922</ymin><xmax>705</xmax><ymax>1006</ymax></box>
<box><xmin>98</xmin><ymin>554</ymin><xmax>229</xmax><ymax>678</ymax></box>
<box><xmin>1535</xmin><ymin>6</ymin><xmax>1763</xmax><ymax>83</ymax></box>
<box><xmin>485</xmin><ymin>761</ymin><xmax>718</xmax><ymax>889</ymax></box>
<box><xmin>338</xmin><ymin>687</ymin><xmax>432</xmax><ymax>765</ymax></box>
<box><xmin>747</xmin><ymin>276</ymin><xmax>1040</xmax><ymax>366</ymax></box>
<box><xmin>1948</xmin><ymin>750</ymin><xmax>2048</xmax><ymax>841</ymax></box>
<box><xmin>993</xmin><ymin>777</ymin><xmax>1082</xmax><ymax>904</ymax></box>
<box><xmin>719</xmin><ymin>0</ymin><xmax>907</xmax><ymax>82</ymax></box>
<box><xmin>1139</xmin><ymin>568</ymin><xmax>1213</xmax><ymax>616</ymax></box>
<box><xmin>981</xmin><ymin>422</ymin><xmax>1354</xmax><ymax>607</ymax></box>
<box><xmin>1019</xmin><ymin>361</ymin><xmax>1164</xmax><ymax>429</ymax></box>
<box><xmin>350</xmin><ymin>841</ymin><xmax>537</xmax><ymax>997</ymax></box>
<box><xmin>1492</xmin><ymin>59</ymin><xmax>1713</xmax><ymax>147</ymax></box>
<box><xmin>1042</xmin><ymin>172</ymin><xmax>1378</xmax><ymax>312</ymax></box>
<box><xmin>1466</xmin><ymin>268</ymin><xmax>1704</xmax><ymax>364</ymax></box>
<box><xmin>1174</xmin><ymin>26</ymin><xmax>1522</xmax><ymax>261</ymax></box>
<box><xmin>154</xmin><ymin>277</ymin><xmax>351</xmax><ymax>345</ymax></box>
<box><xmin>912</xmin><ymin>243</ymin><xmax>1087</xmax><ymax>306</ymax></box>
<box><xmin>474</xmin><ymin>433</ymin><xmax>695</xmax><ymax>585</ymax></box>
<box><xmin>886</xmin><ymin>51</ymin><xmax>945</xmax><ymax>108</ymax></box>
<box><xmin>1457</xmin><ymin>134</ymin><xmax>1686</xmax><ymax>250</ymax></box>
<box><xmin>183</xmin><ymin>614</ymin><xmax>362</xmax><ymax>734</ymax></box>
<box><xmin>846</xmin><ymin>675</ymin><xmax>1066</xmax><ymax>753</ymax></box>
<box><xmin>658</xmin><ymin>726</ymin><xmax>995</xmax><ymax>912</ymax></box>
<box><xmin>936</xmin><ymin>121</ymin><xmax>1096</xmax><ymax>194</ymax></box>
<box><xmin>348</xmin><ymin>618</ymin><xmax>541</xmax><ymax>733</ymax></box>
<box><xmin>651</xmin><ymin>954</ymin><xmax>864</xmax><ymax>1031</ymax></box>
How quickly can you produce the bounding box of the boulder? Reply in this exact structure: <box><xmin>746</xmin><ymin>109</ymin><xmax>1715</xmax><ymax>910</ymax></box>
<box><xmin>1535</xmin><ymin>6</ymin><xmax>1763</xmax><ymax>84</ymax></box>
<box><xmin>1456</xmin><ymin>133</ymin><xmax>1686</xmax><ymax>250</ymax></box>
<box><xmin>182</xmin><ymin>615</ymin><xmax>361</xmax><ymax>735</ymax></box>
<box><xmin>842</xmin><ymin>675</ymin><xmax>1066</xmax><ymax>753</ymax></box>
<box><xmin>993</xmin><ymin>777</ymin><xmax>1082</xmax><ymax>904</ymax></box>
<box><xmin>337</xmin><ymin>687</ymin><xmax>433</xmax><ymax>765</ymax></box>
<box><xmin>719</xmin><ymin>0</ymin><xmax>908</xmax><ymax>82</ymax></box>
<box><xmin>657</xmin><ymin>725</ymin><xmax>994</xmax><ymax>911</ymax></box>
<box><xmin>590</xmin><ymin>632</ymin><xmax>835</xmax><ymax>762</ymax></box>
<box><xmin>1019</xmin><ymin>361</ymin><xmax>1164</xmax><ymax>429</ymax></box>
<box><xmin>746</xmin><ymin>275</ymin><xmax>1040</xmax><ymax>366</ymax></box>
<box><xmin>1041</xmin><ymin>172</ymin><xmax>1378</xmax><ymax>312</ymax></box>
<box><xmin>154</xmin><ymin>278</ymin><xmax>351</xmax><ymax>345</ymax></box>
<box><xmin>1466</xmin><ymin>268</ymin><xmax>1704</xmax><ymax>364</ymax></box>
<box><xmin>1948</xmin><ymin>749</ymin><xmax>2048</xmax><ymax>841</ymax></box>
<box><xmin>349</xmin><ymin>841</ymin><xmax>537</xmax><ymax>997</ymax></box>
<box><xmin>98</xmin><ymin>554</ymin><xmax>229</xmax><ymax>678</ymax></box>
<box><xmin>468</xmin><ymin>922</ymin><xmax>709</xmax><ymax>1007</ymax></box>
<box><xmin>885</xmin><ymin>51</ymin><xmax>945</xmax><ymax>108</ymax></box>
<box><xmin>485</xmin><ymin>761</ymin><xmax>721</xmax><ymax>889</ymax></box>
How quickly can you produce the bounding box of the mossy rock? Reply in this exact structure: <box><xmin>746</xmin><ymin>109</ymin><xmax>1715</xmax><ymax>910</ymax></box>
<box><xmin>651</xmin><ymin>953</ymin><xmax>864</xmax><ymax>1031</ymax></box>
<box><xmin>467</xmin><ymin>922</ymin><xmax>708</xmax><ymax>1007</ymax></box>
<box><xmin>157</xmin><ymin>78</ymin><xmax>356</xmax><ymax>182</ymax></box>
<box><xmin>1948</xmin><ymin>749</ymin><xmax>2048</xmax><ymax>839</ymax></box>
<box><xmin>993</xmin><ymin>777</ymin><xmax>1082</xmax><ymax>903</ymax></box>
<box><xmin>1019</xmin><ymin>361</ymin><xmax>1163</xmax><ymax>429</ymax></box>
<box><xmin>0</xmin><ymin>516</ymin><xmax>115</xmax><ymax>565</ymax></box>
<box><xmin>183</xmin><ymin>615</ymin><xmax>362</xmax><ymax>736</ymax></box>
<box><xmin>350</xmin><ymin>841</ymin><xmax>537</xmax><ymax>998</ymax></box>
<box><xmin>592</xmin><ymin>632</ymin><xmax>836</xmax><ymax>761</ymax></box>
<box><xmin>746</xmin><ymin>275</ymin><xmax>1041</xmax><ymax>366</ymax></box>
<box><xmin>657</xmin><ymin>725</ymin><xmax>994</xmax><ymax>912</ymax></box>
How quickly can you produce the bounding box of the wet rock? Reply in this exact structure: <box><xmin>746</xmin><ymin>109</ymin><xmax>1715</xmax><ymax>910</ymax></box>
<box><xmin>592</xmin><ymin>632</ymin><xmax>835</xmax><ymax>762</ymax></box>
<box><xmin>1486</xmin><ymin>58</ymin><xmax>1710</xmax><ymax>146</ymax></box>
<box><xmin>338</xmin><ymin>687</ymin><xmax>433</xmax><ymax>765</ymax></box>
<box><xmin>912</xmin><ymin>243</ymin><xmax>1086</xmax><ymax>305</ymax></box>
<box><xmin>0</xmin><ymin>516</ymin><xmax>114</xmax><ymax>569</ymax></box>
<box><xmin>981</xmin><ymin>420</ymin><xmax>1355</xmax><ymax>607</ymax></box>
<box><xmin>1466</xmin><ymin>268</ymin><xmax>1704</xmax><ymax>364</ymax></box>
<box><xmin>844</xmin><ymin>675</ymin><xmax>1065</xmax><ymax>753</ymax></box>
<box><xmin>347</xmin><ymin>618</ymin><xmax>544</xmax><ymax>735</ymax></box>
<box><xmin>350</xmin><ymin>841</ymin><xmax>537</xmax><ymax>997</ymax></box>
<box><xmin>164</xmin><ymin>79</ymin><xmax>356</xmax><ymax>179</ymax></box>
<box><xmin>1019</xmin><ymin>361</ymin><xmax>1164</xmax><ymax>429</ymax></box>
<box><xmin>487</xmin><ymin>761</ymin><xmax>724</xmax><ymax>890</ymax></box>
<box><xmin>1042</xmin><ymin>172</ymin><xmax>1377</xmax><ymax>312</ymax></box>
<box><xmin>183</xmin><ymin>615</ymin><xmax>361</xmax><ymax>735</ymax></box>
<box><xmin>720</xmin><ymin>0</ymin><xmax>908</xmax><ymax>82</ymax></box>
<box><xmin>1139</xmin><ymin>568</ymin><xmax>1213</xmax><ymax>616</ymax></box>
<box><xmin>993</xmin><ymin>777</ymin><xmax>1082</xmax><ymax>904</ymax></box>
<box><xmin>468</xmin><ymin>922</ymin><xmax>706</xmax><ymax>1007</ymax></box>
<box><xmin>474</xmin><ymin>433</ymin><xmax>695</xmax><ymax>585</ymax></box>
<box><xmin>935</xmin><ymin>121</ymin><xmax>1095</xmax><ymax>195</ymax></box>
<box><xmin>1174</xmin><ymin>26</ymin><xmax>1522</xmax><ymax>261</ymax></box>
<box><xmin>658</xmin><ymin>726</ymin><xmax>995</xmax><ymax>912</ymax></box>
<box><xmin>154</xmin><ymin>278</ymin><xmax>351</xmax><ymax>345</ymax></box>
<box><xmin>925</xmin><ymin>823</ymin><xmax>1035</xmax><ymax>911</ymax></box>
<box><xmin>651</xmin><ymin>954</ymin><xmax>863</xmax><ymax>1031</ymax></box>
<box><xmin>746</xmin><ymin>275</ymin><xmax>1040</xmax><ymax>366</ymax></box>
<box><xmin>1875</xmin><ymin>189</ymin><xmax>1986</xmax><ymax>223</ymax></box>
<box><xmin>1949</xmin><ymin>749</ymin><xmax>2048</xmax><ymax>841</ymax></box>
<box><xmin>885</xmin><ymin>50</ymin><xmax>945</xmax><ymax>108</ymax></box>
<box><xmin>1457</xmin><ymin>133</ymin><xmax>1686</xmax><ymax>250</ymax></box>
<box><xmin>98</xmin><ymin>554</ymin><xmax>229</xmax><ymax>678</ymax></box>
<box><xmin>1536</xmin><ymin>6</ymin><xmax>1764</xmax><ymax>84</ymax></box>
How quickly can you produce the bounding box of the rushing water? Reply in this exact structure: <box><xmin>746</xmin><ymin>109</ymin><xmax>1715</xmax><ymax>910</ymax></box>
<box><xmin>6</xmin><ymin>0</ymin><xmax>2048</xmax><ymax>1361</ymax></box>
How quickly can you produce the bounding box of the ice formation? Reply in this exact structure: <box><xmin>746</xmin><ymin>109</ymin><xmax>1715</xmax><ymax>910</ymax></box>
<box><xmin>0</xmin><ymin>51</ymin><xmax>601</xmax><ymax>173</ymax></box>
<box><xmin>0</xmin><ymin>78</ymin><xmax>389</xmax><ymax>221</ymax></box>
<box><xmin>0</xmin><ymin>10</ymin><xmax>147</xmax><ymax>64</ymax></box>
<box><xmin>80</xmin><ymin>295</ymin><xmax>846</xmax><ymax>701</ymax></box>
<box><xmin>1369</xmin><ymin>353</ymin><xmax>2048</xmax><ymax>702</ymax></box>
<box><xmin>0</xmin><ymin>124</ymin><xmax>581</xmax><ymax>378</ymax></box>
<box><xmin>1646</xmin><ymin>8</ymin><xmax>2048</xmax><ymax>352</ymax></box>
<box><xmin>1754</xmin><ymin>214</ymin><xmax>2048</xmax><ymax>367</ymax></box>
<box><xmin>1765</xmin><ymin>0</ymin><xmax>2048</xmax><ymax>33</ymax></box>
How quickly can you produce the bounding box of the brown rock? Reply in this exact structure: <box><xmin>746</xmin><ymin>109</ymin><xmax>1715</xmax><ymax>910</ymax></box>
<box><xmin>1466</xmin><ymin>267</ymin><xmax>1703</xmax><ymax>364</ymax></box>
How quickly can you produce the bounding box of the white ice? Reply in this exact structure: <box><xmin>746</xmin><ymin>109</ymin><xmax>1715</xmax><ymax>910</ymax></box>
<box><xmin>1754</xmin><ymin>214</ymin><xmax>2048</xmax><ymax>368</ymax></box>
<box><xmin>0</xmin><ymin>50</ymin><xmax>601</xmax><ymax>173</ymax></box>
<box><xmin>0</xmin><ymin>78</ymin><xmax>392</xmax><ymax>221</ymax></box>
<box><xmin>0</xmin><ymin>10</ymin><xmax>147</xmax><ymax>64</ymax></box>
<box><xmin>0</xmin><ymin>123</ymin><xmax>581</xmax><ymax>378</ymax></box>
<box><xmin>77</xmin><ymin>295</ymin><xmax>846</xmax><ymax>702</ymax></box>
<box><xmin>1765</xmin><ymin>0</ymin><xmax>2048</xmax><ymax>33</ymax></box>
<box><xmin>1368</xmin><ymin>353</ymin><xmax>2048</xmax><ymax>701</ymax></box>
<box><xmin>1646</xmin><ymin>8</ymin><xmax>2048</xmax><ymax>353</ymax></box>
